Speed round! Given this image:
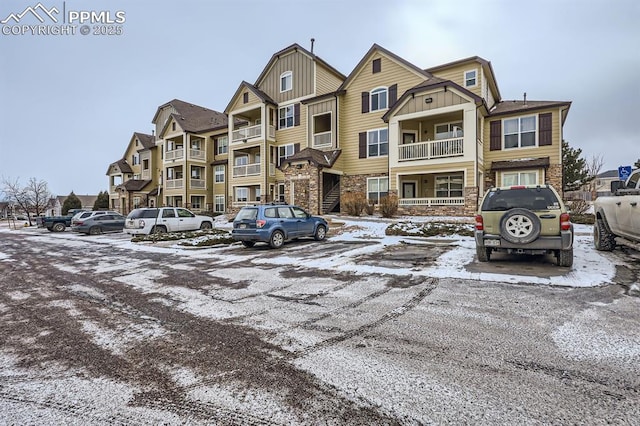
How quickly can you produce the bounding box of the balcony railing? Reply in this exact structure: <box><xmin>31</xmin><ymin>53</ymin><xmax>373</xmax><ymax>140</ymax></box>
<box><xmin>190</xmin><ymin>178</ymin><xmax>205</xmax><ymax>189</ymax></box>
<box><xmin>313</xmin><ymin>131</ymin><xmax>332</xmax><ymax>147</ymax></box>
<box><xmin>165</xmin><ymin>148</ymin><xmax>184</xmax><ymax>161</ymax></box>
<box><xmin>398</xmin><ymin>137</ymin><xmax>464</xmax><ymax>161</ymax></box>
<box><xmin>165</xmin><ymin>178</ymin><xmax>183</xmax><ymax>189</ymax></box>
<box><xmin>232</xmin><ymin>124</ymin><xmax>261</xmax><ymax>142</ymax></box>
<box><xmin>233</xmin><ymin>163</ymin><xmax>261</xmax><ymax>177</ymax></box>
<box><xmin>268</xmin><ymin>125</ymin><xmax>275</xmax><ymax>139</ymax></box>
<box><xmin>189</xmin><ymin>149</ymin><xmax>205</xmax><ymax>160</ymax></box>
<box><xmin>232</xmin><ymin>200</ymin><xmax>261</xmax><ymax>208</ymax></box>
<box><xmin>142</xmin><ymin>170</ymin><xmax>150</xmax><ymax>180</ymax></box>
<box><xmin>399</xmin><ymin>197</ymin><xmax>465</xmax><ymax>206</ymax></box>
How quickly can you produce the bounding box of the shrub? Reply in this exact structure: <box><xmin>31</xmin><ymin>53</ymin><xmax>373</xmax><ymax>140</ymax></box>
<box><xmin>379</xmin><ymin>194</ymin><xmax>398</xmax><ymax>218</ymax></box>
<box><xmin>342</xmin><ymin>192</ymin><xmax>367</xmax><ymax>216</ymax></box>
<box><xmin>566</xmin><ymin>199</ymin><xmax>590</xmax><ymax>215</ymax></box>
<box><xmin>364</xmin><ymin>200</ymin><xmax>375</xmax><ymax>215</ymax></box>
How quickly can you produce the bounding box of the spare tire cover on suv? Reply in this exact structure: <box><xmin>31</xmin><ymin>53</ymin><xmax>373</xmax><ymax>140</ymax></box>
<box><xmin>499</xmin><ymin>208</ymin><xmax>541</xmax><ymax>244</ymax></box>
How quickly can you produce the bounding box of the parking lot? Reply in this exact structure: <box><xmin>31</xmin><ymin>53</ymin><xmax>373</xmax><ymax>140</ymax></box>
<box><xmin>1</xmin><ymin>219</ymin><xmax>639</xmax><ymax>424</ymax></box>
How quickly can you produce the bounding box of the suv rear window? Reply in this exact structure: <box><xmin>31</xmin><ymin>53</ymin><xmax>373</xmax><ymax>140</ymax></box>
<box><xmin>482</xmin><ymin>188</ymin><xmax>560</xmax><ymax>211</ymax></box>
<box><xmin>128</xmin><ymin>209</ymin><xmax>159</xmax><ymax>219</ymax></box>
<box><xmin>236</xmin><ymin>208</ymin><xmax>258</xmax><ymax>220</ymax></box>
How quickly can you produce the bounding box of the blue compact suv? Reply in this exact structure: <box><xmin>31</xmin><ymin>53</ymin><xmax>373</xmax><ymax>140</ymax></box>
<box><xmin>232</xmin><ymin>204</ymin><xmax>328</xmax><ymax>248</ymax></box>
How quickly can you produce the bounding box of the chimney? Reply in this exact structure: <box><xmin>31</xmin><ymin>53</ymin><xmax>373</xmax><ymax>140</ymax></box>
<box><xmin>310</xmin><ymin>38</ymin><xmax>315</xmax><ymax>54</ymax></box>
<box><xmin>523</xmin><ymin>92</ymin><xmax>527</xmax><ymax>106</ymax></box>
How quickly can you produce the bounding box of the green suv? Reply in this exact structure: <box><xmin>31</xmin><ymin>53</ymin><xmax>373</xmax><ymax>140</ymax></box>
<box><xmin>475</xmin><ymin>185</ymin><xmax>574</xmax><ymax>267</ymax></box>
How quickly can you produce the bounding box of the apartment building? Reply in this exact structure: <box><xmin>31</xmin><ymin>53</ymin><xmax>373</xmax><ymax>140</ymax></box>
<box><xmin>109</xmin><ymin>42</ymin><xmax>571</xmax><ymax>217</ymax></box>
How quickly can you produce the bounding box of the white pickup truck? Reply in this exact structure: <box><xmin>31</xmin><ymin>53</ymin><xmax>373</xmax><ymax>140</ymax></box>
<box><xmin>593</xmin><ymin>169</ymin><xmax>640</xmax><ymax>251</ymax></box>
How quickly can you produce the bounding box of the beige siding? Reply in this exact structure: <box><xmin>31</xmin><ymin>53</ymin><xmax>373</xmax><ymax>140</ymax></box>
<box><xmin>316</xmin><ymin>65</ymin><xmax>343</xmax><ymax>95</ymax></box>
<box><xmin>390</xmin><ymin>161</ymin><xmax>475</xmax><ymax>188</ymax></box>
<box><xmin>431</xmin><ymin>64</ymin><xmax>482</xmax><ymax>99</ymax></box>
<box><xmin>275</xmin><ymin>103</ymin><xmax>308</xmax><ymax>149</ymax></box>
<box><xmin>154</xmin><ymin>106</ymin><xmax>177</xmax><ymax>136</ymax></box>
<box><xmin>307</xmin><ymin>99</ymin><xmax>337</xmax><ymax>149</ymax></box>
<box><xmin>259</xmin><ymin>51</ymin><xmax>315</xmax><ymax>103</ymax></box>
<box><xmin>483</xmin><ymin>109</ymin><xmax>562</xmax><ymax>167</ymax></box>
<box><xmin>339</xmin><ymin>51</ymin><xmax>426</xmax><ymax>176</ymax></box>
<box><xmin>396</xmin><ymin>90</ymin><xmax>467</xmax><ymax>116</ymax></box>
<box><xmin>228</xmin><ymin>88</ymin><xmax>262</xmax><ymax>113</ymax></box>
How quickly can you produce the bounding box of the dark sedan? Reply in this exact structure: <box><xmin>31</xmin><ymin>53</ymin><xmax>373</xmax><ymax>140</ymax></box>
<box><xmin>71</xmin><ymin>213</ymin><xmax>126</xmax><ymax>235</ymax></box>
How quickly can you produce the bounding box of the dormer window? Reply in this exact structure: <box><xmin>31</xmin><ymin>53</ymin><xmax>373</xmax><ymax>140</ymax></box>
<box><xmin>464</xmin><ymin>70</ymin><xmax>477</xmax><ymax>87</ymax></box>
<box><xmin>280</xmin><ymin>71</ymin><xmax>292</xmax><ymax>92</ymax></box>
<box><xmin>370</xmin><ymin>87</ymin><xmax>388</xmax><ymax>111</ymax></box>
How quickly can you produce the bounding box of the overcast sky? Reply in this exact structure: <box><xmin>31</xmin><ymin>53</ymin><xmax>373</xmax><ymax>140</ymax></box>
<box><xmin>1</xmin><ymin>0</ymin><xmax>638</xmax><ymax>196</ymax></box>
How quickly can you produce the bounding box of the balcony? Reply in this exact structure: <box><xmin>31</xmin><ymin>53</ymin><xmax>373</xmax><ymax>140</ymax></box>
<box><xmin>190</xmin><ymin>178</ymin><xmax>205</xmax><ymax>189</ymax></box>
<box><xmin>142</xmin><ymin>170</ymin><xmax>150</xmax><ymax>180</ymax></box>
<box><xmin>165</xmin><ymin>149</ymin><xmax>184</xmax><ymax>161</ymax></box>
<box><xmin>189</xmin><ymin>149</ymin><xmax>205</xmax><ymax>161</ymax></box>
<box><xmin>313</xmin><ymin>131</ymin><xmax>332</xmax><ymax>147</ymax></box>
<box><xmin>398</xmin><ymin>137</ymin><xmax>464</xmax><ymax>161</ymax></box>
<box><xmin>399</xmin><ymin>197</ymin><xmax>465</xmax><ymax>206</ymax></box>
<box><xmin>233</xmin><ymin>163</ymin><xmax>261</xmax><ymax>177</ymax></box>
<box><xmin>231</xmin><ymin>124</ymin><xmax>276</xmax><ymax>143</ymax></box>
<box><xmin>165</xmin><ymin>178</ymin><xmax>183</xmax><ymax>189</ymax></box>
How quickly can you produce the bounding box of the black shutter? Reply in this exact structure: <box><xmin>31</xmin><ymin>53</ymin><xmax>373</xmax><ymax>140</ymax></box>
<box><xmin>359</xmin><ymin>132</ymin><xmax>367</xmax><ymax>159</ymax></box>
<box><xmin>294</xmin><ymin>143</ymin><xmax>300</xmax><ymax>153</ymax></box>
<box><xmin>539</xmin><ymin>113</ymin><xmax>552</xmax><ymax>146</ymax></box>
<box><xmin>243</xmin><ymin>92</ymin><xmax>248</xmax><ymax>103</ymax></box>
<box><xmin>294</xmin><ymin>103</ymin><xmax>300</xmax><ymax>126</ymax></box>
<box><xmin>372</xmin><ymin>58</ymin><xmax>381</xmax><ymax>73</ymax></box>
<box><xmin>361</xmin><ymin>92</ymin><xmax>369</xmax><ymax>113</ymax></box>
<box><xmin>389</xmin><ymin>84</ymin><xmax>398</xmax><ymax>106</ymax></box>
<box><xmin>213</xmin><ymin>139</ymin><xmax>218</xmax><ymax>155</ymax></box>
<box><xmin>490</xmin><ymin>120</ymin><xmax>502</xmax><ymax>151</ymax></box>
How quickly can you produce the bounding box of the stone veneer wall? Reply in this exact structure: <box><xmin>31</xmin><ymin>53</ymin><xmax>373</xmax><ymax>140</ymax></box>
<box><xmin>282</xmin><ymin>163</ymin><xmax>321</xmax><ymax>214</ymax></box>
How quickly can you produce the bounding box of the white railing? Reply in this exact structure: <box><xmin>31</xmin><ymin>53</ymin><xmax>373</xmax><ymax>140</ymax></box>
<box><xmin>398</xmin><ymin>137</ymin><xmax>464</xmax><ymax>161</ymax></box>
<box><xmin>189</xmin><ymin>149</ymin><xmax>205</xmax><ymax>160</ymax></box>
<box><xmin>399</xmin><ymin>197</ymin><xmax>465</xmax><ymax>206</ymax></box>
<box><xmin>142</xmin><ymin>170</ymin><xmax>150</xmax><ymax>180</ymax></box>
<box><xmin>232</xmin><ymin>200</ymin><xmax>260</xmax><ymax>208</ymax></box>
<box><xmin>165</xmin><ymin>178</ymin><xmax>183</xmax><ymax>189</ymax></box>
<box><xmin>190</xmin><ymin>178</ymin><xmax>205</xmax><ymax>189</ymax></box>
<box><xmin>232</xmin><ymin>124</ymin><xmax>262</xmax><ymax>142</ymax></box>
<box><xmin>165</xmin><ymin>149</ymin><xmax>184</xmax><ymax>161</ymax></box>
<box><xmin>233</xmin><ymin>163</ymin><xmax>261</xmax><ymax>177</ymax></box>
<box><xmin>313</xmin><ymin>131</ymin><xmax>332</xmax><ymax>147</ymax></box>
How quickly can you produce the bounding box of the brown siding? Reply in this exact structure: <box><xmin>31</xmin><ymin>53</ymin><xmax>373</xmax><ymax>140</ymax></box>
<box><xmin>539</xmin><ymin>113</ymin><xmax>552</xmax><ymax>146</ymax></box>
<box><xmin>489</xmin><ymin>120</ymin><xmax>501</xmax><ymax>151</ymax></box>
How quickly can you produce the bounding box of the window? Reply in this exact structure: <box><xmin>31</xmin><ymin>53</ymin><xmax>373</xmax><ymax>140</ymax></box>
<box><xmin>504</xmin><ymin>116</ymin><xmax>536</xmax><ymax>149</ymax></box>
<box><xmin>243</xmin><ymin>92</ymin><xmax>249</xmax><ymax>103</ymax></box>
<box><xmin>278</xmin><ymin>144</ymin><xmax>295</xmax><ymax>166</ymax></box>
<box><xmin>370</xmin><ymin>87</ymin><xmax>388</xmax><ymax>111</ymax></box>
<box><xmin>235</xmin><ymin>155</ymin><xmax>248</xmax><ymax>166</ymax></box>
<box><xmin>280</xmin><ymin>71</ymin><xmax>292</xmax><ymax>92</ymax></box>
<box><xmin>372</xmin><ymin>58</ymin><xmax>381</xmax><ymax>73</ymax></box>
<box><xmin>435</xmin><ymin>174</ymin><xmax>464</xmax><ymax>198</ymax></box>
<box><xmin>435</xmin><ymin>122</ymin><xmax>463</xmax><ymax>140</ymax></box>
<box><xmin>132</xmin><ymin>154</ymin><xmax>139</xmax><ymax>165</ymax></box>
<box><xmin>214</xmin><ymin>195</ymin><xmax>225</xmax><ymax>212</ymax></box>
<box><xmin>191</xmin><ymin>139</ymin><xmax>201</xmax><ymax>150</ymax></box>
<box><xmin>501</xmin><ymin>171</ymin><xmax>538</xmax><ymax>186</ymax></box>
<box><xmin>143</xmin><ymin>159</ymin><xmax>149</xmax><ymax>170</ymax></box>
<box><xmin>177</xmin><ymin>208</ymin><xmax>194</xmax><ymax>218</ymax></box>
<box><xmin>464</xmin><ymin>70</ymin><xmax>477</xmax><ymax>87</ymax></box>
<box><xmin>278</xmin><ymin>105</ymin><xmax>294</xmax><ymax>129</ymax></box>
<box><xmin>133</xmin><ymin>174</ymin><xmax>141</xmax><ymax>180</ymax></box>
<box><xmin>313</xmin><ymin>113</ymin><xmax>332</xmax><ymax>147</ymax></box>
<box><xmin>215</xmin><ymin>165</ymin><xmax>225</xmax><ymax>183</ymax></box>
<box><xmin>367</xmin><ymin>128</ymin><xmax>388</xmax><ymax>157</ymax></box>
<box><xmin>162</xmin><ymin>209</ymin><xmax>176</xmax><ymax>218</ymax></box>
<box><xmin>190</xmin><ymin>196</ymin><xmax>203</xmax><ymax>210</ymax></box>
<box><xmin>236</xmin><ymin>187</ymin><xmax>248</xmax><ymax>202</ymax></box>
<box><xmin>133</xmin><ymin>197</ymin><xmax>140</xmax><ymax>208</ymax></box>
<box><xmin>255</xmin><ymin>188</ymin><xmax>261</xmax><ymax>202</ymax></box>
<box><xmin>172</xmin><ymin>122</ymin><xmax>176</xmax><ymax>131</ymax></box>
<box><xmin>216</xmin><ymin>136</ymin><xmax>228</xmax><ymax>155</ymax></box>
<box><xmin>367</xmin><ymin>177</ymin><xmax>389</xmax><ymax>203</ymax></box>
<box><xmin>191</xmin><ymin>166</ymin><xmax>203</xmax><ymax>179</ymax></box>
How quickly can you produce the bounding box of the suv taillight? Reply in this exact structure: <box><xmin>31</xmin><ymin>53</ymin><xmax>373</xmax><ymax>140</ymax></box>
<box><xmin>560</xmin><ymin>213</ymin><xmax>571</xmax><ymax>231</ymax></box>
<box><xmin>475</xmin><ymin>214</ymin><xmax>484</xmax><ymax>231</ymax></box>
<box><xmin>256</xmin><ymin>219</ymin><xmax>266</xmax><ymax>228</ymax></box>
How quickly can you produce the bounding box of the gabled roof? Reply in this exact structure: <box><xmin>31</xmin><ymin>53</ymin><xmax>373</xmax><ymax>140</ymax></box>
<box><xmin>106</xmin><ymin>159</ymin><xmax>132</xmax><ymax>175</ymax></box>
<box><xmin>382</xmin><ymin>77</ymin><xmax>484</xmax><ymax>122</ymax></box>
<box><xmin>254</xmin><ymin>43</ymin><xmax>346</xmax><ymax>88</ymax></box>
<box><xmin>133</xmin><ymin>132</ymin><xmax>156</xmax><ymax>151</ymax></box>
<box><xmin>153</xmin><ymin>99</ymin><xmax>229</xmax><ymax>135</ymax></box>
<box><xmin>597</xmin><ymin>169</ymin><xmax>621</xmax><ymax>179</ymax></box>
<box><xmin>426</xmin><ymin>55</ymin><xmax>502</xmax><ymax>101</ymax></box>
<box><xmin>338</xmin><ymin>44</ymin><xmax>432</xmax><ymax>92</ymax></box>
<box><xmin>281</xmin><ymin>148</ymin><xmax>341</xmax><ymax>168</ymax></box>
<box><xmin>489</xmin><ymin>100</ymin><xmax>572</xmax><ymax>119</ymax></box>
<box><xmin>224</xmin><ymin>81</ymin><xmax>277</xmax><ymax>114</ymax></box>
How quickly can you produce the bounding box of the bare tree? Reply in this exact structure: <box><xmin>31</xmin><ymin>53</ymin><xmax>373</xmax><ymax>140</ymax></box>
<box><xmin>585</xmin><ymin>154</ymin><xmax>605</xmax><ymax>195</ymax></box>
<box><xmin>1</xmin><ymin>177</ymin><xmax>52</xmax><ymax>225</ymax></box>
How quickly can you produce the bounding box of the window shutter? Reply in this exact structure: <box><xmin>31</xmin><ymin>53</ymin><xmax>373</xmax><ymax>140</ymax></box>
<box><xmin>361</xmin><ymin>92</ymin><xmax>369</xmax><ymax>113</ymax></box>
<box><xmin>389</xmin><ymin>84</ymin><xmax>398</xmax><ymax>106</ymax></box>
<box><xmin>372</xmin><ymin>58</ymin><xmax>381</xmax><ymax>73</ymax></box>
<box><xmin>243</xmin><ymin>92</ymin><xmax>248</xmax><ymax>104</ymax></box>
<box><xmin>539</xmin><ymin>113</ymin><xmax>552</xmax><ymax>146</ymax></box>
<box><xmin>213</xmin><ymin>139</ymin><xmax>218</xmax><ymax>154</ymax></box>
<box><xmin>489</xmin><ymin>120</ymin><xmax>502</xmax><ymax>151</ymax></box>
<box><xmin>359</xmin><ymin>132</ymin><xmax>367</xmax><ymax>159</ymax></box>
<box><xmin>294</xmin><ymin>143</ymin><xmax>300</xmax><ymax>153</ymax></box>
<box><xmin>294</xmin><ymin>103</ymin><xmax>300</xmax><ymax>126</ymax></box>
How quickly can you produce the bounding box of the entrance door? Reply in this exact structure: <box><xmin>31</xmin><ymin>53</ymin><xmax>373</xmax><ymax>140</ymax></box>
<box><xmin>402</xmin><ymin>182</ymin><xmax>416</xmax><ymax>199</ymax></box>
<box><xmin>402</xmin><ymin>132</ymin><xmax>416</xmax><ymax>144</ymax></box>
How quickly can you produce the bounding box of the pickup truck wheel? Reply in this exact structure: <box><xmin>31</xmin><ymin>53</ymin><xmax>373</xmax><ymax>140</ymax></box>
<box><xmin>557</xmin><ymin>248</ymin><xmax>573</xmax><ymax>267</ymax></box>
<box><xmin>200</xmin><ymin>221</ymin><xmax>212</xmax><ymax>230</ymax></box>
<box><xmin>500</xmin><ymin>208</ymin><xmax>541</xmax><ymax>244</ymax></box>
<box><xmin>151</xmin><ymin>225</ymin><xmax>167</xmax><ymax>234</ymax></box>
<box><xmin>476</xmin><ymin>246</ymin><xmax>491</xmax><ymax>262</ymax></box>
<box><xmin>52</xmin><ymin>223</ymin><xmax>66</xmax><ymax>232</ymax></box>
<box><xmin>89</xmin><ymin>226</ymin><xmax>101</xmax><ymax>235</ymax></box>
<box><xmin>241</xmin><ymin>241</ymin><xmax>255</xmax><ymax>248</ymax></box>
<box><xmin>314</xmin><ymin>225</ymin><xmax>327</xmax><ymax>241</ymax></box>
<box><xmin>594</xmin><ymin>218</ymin><xmax>615</xmax><ymax>251</ymax></box>
<box><xmin>269</xmin><ymin>230</ymin><xmax>285</xmax><ymax>249</ymax></box>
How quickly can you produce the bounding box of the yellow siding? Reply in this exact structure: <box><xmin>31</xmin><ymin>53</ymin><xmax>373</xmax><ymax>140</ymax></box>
<box><xmin>258</xmin><ymin>50</ymin><xmax>315</xmax><ymax>103</ymax></box>
<box><xmin>227</xmin><ymin>88</ymin><xmax>262</xmax><ymax>113</ymax></box>
<box><xmin>275</xmin><ymin>104</ymin><xmax>308</xmax><ymax>149</ymax></box>
<box><xmin>396</xmin><ymin>91</ymin><xmax>467</xmax><ymax>116</ymax></box>
<box><xmin>307</xmin><ymin>99</ymin><xmax>337</xmax><ymax>149</ymax></box>
<box><xmin>431</xmin><ymin>64</ymin><xmax>482</xmax><ymax>99</ymax></box>
<box><xmin>316</xmin><ymin>65</ymin><xmax>343</xmax><ymax>95</ymax></box>
<box><xmin>390</xmin><ymin>161</ymin><xmax>475</xmax><ymax>188</ymax></box>
<box><xmin>340</xmin><ymin>51</ymin><xmax>426</xmax><ymax>176</ymax></box>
